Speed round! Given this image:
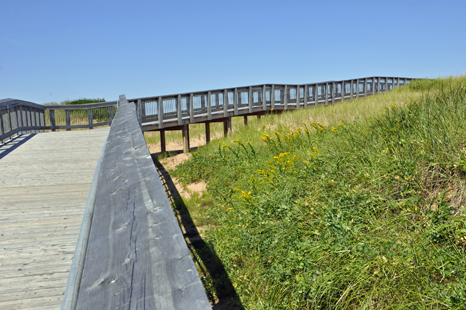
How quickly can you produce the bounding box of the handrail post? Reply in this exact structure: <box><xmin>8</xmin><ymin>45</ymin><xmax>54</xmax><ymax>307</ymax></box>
<box><xmin>364</xmin><ymin>78</ymin><xmax>368</xmax><ymax>97</ymax></box>
<box><xmin>284</xmin><ymin>85</ymin><xmax>288</xmax><ymax>110</ymax></box>
<box><xmin>87</xmin><ymin>108</ymin><xmax>93</xmax><ymax>129</ymax></box>
<box><xmin>271</xmin><ymin>85</ymin><xmax>275</xmax><ymax>111</ymax></box>
<box><xmin>325</xmin><ymin>83</ymin><xmax>329</xmax><ymax>105</ymax></box>
<box><xmin>137</xmin><ymin>99</ymin><xmax>143</xmax><ymax>127</ymax></box>
<box><xmin>207</xmin><ymin>91</ymin><xmax>212</xmax><ymax>120</ymax></box>
<box><xmin>234</xmin><ymin>88</ymin><xmax>238</xmax><ymax>116</ymax></box>
<box><xmin>158</xmin><ymin>97</ymin><xmax>163</xmax><ymax>129</ymax></box>
<box><xmin>177</xmin><ymin>95</ymin><xmax>182</xmax><ymax>125</ymax></box>
<box><xmin>223</xmin><ymin>89</ymin><xmax>228</xmax><ymax>117</ymax></box>
<box><xmin>108</xmin><ymin>106</ymin><xmax>114</xmax><ymax>125</ymax></box>
<box><xmin>189</xmin><ymin>93</ymin><xmax>194</xmax><ymax>123</ymax></box>
<box><xmin>262</xmin><ymin>85</ymin><xmax>267</xmax><ymax>111</ymax></box>
<box><xmin>303</xmin><ymin>85</ymin><xmax>308</xmax><ymax>109</ymax></box>
<box><xmin>50</xmin><ymin>109</ymin><xmax>56</xmax><ymax>131</ymax></box>
<box><xmin>248</xmin><ymin>86</ymin><xmax>253</xmax><ymax>113</ymax></box>
<box><xmin>65</xmin><ymin>110</ymin><xmax>71</xmax><ymax>131</ymax></box>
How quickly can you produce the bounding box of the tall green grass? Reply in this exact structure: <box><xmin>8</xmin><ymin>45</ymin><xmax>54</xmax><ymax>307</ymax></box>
<box><xmin>174</xmin><ymin>76</ymin><xmax>466</xmax><ymax>309</ymax></box>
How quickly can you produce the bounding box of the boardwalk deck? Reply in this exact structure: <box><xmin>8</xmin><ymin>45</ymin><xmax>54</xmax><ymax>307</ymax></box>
<box><xmin>0</xmin><ymin>128</ymin><xmax>109</xmax><ymax>310</ymax></box>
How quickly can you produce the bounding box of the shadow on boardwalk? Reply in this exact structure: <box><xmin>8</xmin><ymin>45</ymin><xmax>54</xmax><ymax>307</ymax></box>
<box><xmin>0</xmin><ymin>134</ymin><xmax>36</xmax><ymax>160</ymax></box>
<box><xmin>152</xmin><ymin>154</ymin><xmax>244</xmax><ymax>310</ymax></box>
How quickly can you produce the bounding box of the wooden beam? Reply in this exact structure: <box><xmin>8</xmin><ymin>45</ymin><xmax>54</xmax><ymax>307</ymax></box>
<box><xmin>224</xmin><ymin>117</ymin><xmax>231</xmax><ymax>137</ymax></box>
<box><xmin>243</xmin><ymin>115</ymin><xmax>248</xmax><ymax>126</ymax></box>
<box><xmin>182</xmin><ymin>123</ymin><xmax>190</xmax><ymax>153</ymax></box>
<box><xmin>160</xmin><ymin>129</ymin><xmax>166</xmax><ymax>154</ymax></box>
<box><xmin>205</xmin><ymin>122</ymin><xmax>210</xmax><ymax>143</ymax></box>
<box><xmin>75</xmin><ymin>95</ymin><xmax>209</xmax><ymax>309</ymax></box>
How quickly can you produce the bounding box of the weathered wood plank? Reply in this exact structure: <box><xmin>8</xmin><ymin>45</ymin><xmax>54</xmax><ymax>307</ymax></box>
<box><xmin>0</xmin><ymin>128</ymin><xmax>109</xmax><ymax>310</ymax></box>
<box><xmin>75</xmin><ymin>95</ymin><xmax>210</xmax><ymax>309</ymax></box>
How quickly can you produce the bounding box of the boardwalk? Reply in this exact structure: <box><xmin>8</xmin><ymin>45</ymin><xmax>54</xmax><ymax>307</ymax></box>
<box><xmin>0</xmin><ymin>128</ymin><xmax>109</xmax><ymax>310</ymax></box>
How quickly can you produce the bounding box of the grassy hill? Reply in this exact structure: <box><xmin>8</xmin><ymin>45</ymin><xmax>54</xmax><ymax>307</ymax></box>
<box><xmin>172</xmin><ymin>76</ymin><xmax>466</xmax><ymax>309</ymax></box>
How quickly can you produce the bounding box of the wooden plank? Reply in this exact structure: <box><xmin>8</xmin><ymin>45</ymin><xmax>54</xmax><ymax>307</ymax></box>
<box><xmin>75</xmin><ymin>95</ymin><xmax>210</xmax><ymax>309</ymax></box>
<box><xmin>0</xmin><ymin>128</ymin><xmax>109</xmax><ymax>310</ymax></box>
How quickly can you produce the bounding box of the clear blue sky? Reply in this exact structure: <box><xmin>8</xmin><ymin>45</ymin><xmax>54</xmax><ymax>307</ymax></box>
<box><xmin>1</xmin><ymin>0</ymin><xmax>465</xmax><ymax>104</ymax></box>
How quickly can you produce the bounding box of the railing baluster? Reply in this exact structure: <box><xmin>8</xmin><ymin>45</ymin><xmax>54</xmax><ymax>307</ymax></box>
<box><xmin>304</xmin><ymin>85</ymin><xmax>308</xmax><ymax>109</ymax></box>
<box><xmin>271</xmin><ymin>85</ymin><xmax>275</xmax><ymax>110</ymax></box>
<box><xmin>262</xmin><ymin>85</ymin><xmax>267</xmax><ymax>111</ymax></box>
<box><xmin>234</xmin><ymin>88</ymin><xmax>238</xmax><ymax>116</ymax></box>
<box><xmin>248</xmin><ymin>86</ymin><xmax>253</xmax><ymax>113</ymax></box>
<box><xmin>207</xmin><ymin>91</ymin><xmax>212</xmax><ymax>120</ymax></box>
<box><xmin>50</xmin><ymin>109</ymin><xmax>56</xmax><ymax>131</ymax></box>
<box><xmin>284</xmin><ymin>85</ymin><xmax>288</xmax><ymax>110</ymax></box>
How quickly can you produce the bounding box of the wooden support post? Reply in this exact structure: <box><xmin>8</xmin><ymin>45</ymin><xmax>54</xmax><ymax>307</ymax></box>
<box><xmin>189</xmin><ymin>93</ymin><xmax>194</xmax><ymax>123</ymax></box>
<box><xmin>271</xmin><ymin>85</ymin><xmax>275</xmax><ymax>110</ymax></box>
<box><xmin>331</xmin><ymin>82</ymin><xmax>335</xmax><ymax>104</ymax></box>
<box><xmin>223</xmin><ymin>117</ymin><xmax>231</xmax><ymax>137</ymax></box>
<box><xmin>257</xmin><ymin>115</ymin><xmax>261</xmax><ymax>119</ymax></box>
<box><xmin>160</xmin><ymin>129</ymin><xmax>166</xmax><ymax>154</ymax></box>
<box><xmin>158</xmin><ymin>97</ymin><xmax>163</xmax><ymax>129</ymax></box>
<box><xmin>244</xmin><ymin>115</ymin><xmax>248</xmax><ymax>125</ymax></box>
<box><xmin>296</xmin><ymin>86</ymin><xmax>301</xmax><ymax>109</ymax></box>
<box><xmin>182</xmin><ymin>124</ymin><xmax>190</xmax><ymax>153</ymax></box>
<box><xmin>372</xmin><ymin>78</ymin><xmax>376</xmax><ymax>95</ymax></box>
<box><xmin>350</xmin><ymin>80</ymin><xmax>354</xmax><ymax>99</ymax></box>
<box><xmin>39</xmin><ymin>110</ymin><xmax>45</xmax><ymax>132</ymax></box>
<box><xmin>205</xmin><ymin>122</ymin><xmax>210</xmax><ymax>143</ymax></box>
<box><xmin>385</xmin><ymin>77</ymin><xmax>388</xmax><ymax>92</ymax></box>
<box><xmin>88</xmin><ymin>108</ymin><xmax>93</xmax><ymax>129</ymax></box>
<box><xmin>341</xmin><ymin>83</ymin><xmax>345</xmax><ymax>101</ymax></box>
<box><xmin>284</xmin><ymin>85</ymin><xmax>288</xmax><ymax>110</ymax></box>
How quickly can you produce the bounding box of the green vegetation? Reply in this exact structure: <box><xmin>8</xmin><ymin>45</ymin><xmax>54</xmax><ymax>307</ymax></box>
<box><xmin>172</xmin><ymin>76</ymin><xmax>466</xmax><ymax>309</ymax></box>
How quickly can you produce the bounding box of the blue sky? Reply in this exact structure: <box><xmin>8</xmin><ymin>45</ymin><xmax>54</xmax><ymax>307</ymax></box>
<box><xmin>1</xmin><ymin>0</ymin><xmax>465</xmax><ymax>104</ymax></box>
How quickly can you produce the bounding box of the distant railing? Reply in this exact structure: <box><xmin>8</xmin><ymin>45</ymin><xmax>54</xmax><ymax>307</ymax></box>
<box><xmin>0</xmin><ymin>99</ymin><xmax>118</xmax><ymax>143</ymax></box>
<box><xmin>129</xmin><ymin>76</ymin><xmax>414</xmax><ymax>129</ymax></box>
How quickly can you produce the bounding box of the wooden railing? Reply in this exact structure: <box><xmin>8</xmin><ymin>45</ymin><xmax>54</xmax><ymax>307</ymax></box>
<box><xmin>0</xmin><ymin>99</ymin><xmax>118</xmax><ymax>143</ymax></box>
<box><xmin>129</xmin><ymin>76</ymin><xmax>414</xmax><ymax>129</ymax></box>
<box><xmin>62</xmin><ymin>95</ymin><xmax>210</xmax><ymax>310</ymax></box>
<box><xmin>0</xmin><ymin>99</ymin><xmax>47</xmax><ymax>142</ymax></box>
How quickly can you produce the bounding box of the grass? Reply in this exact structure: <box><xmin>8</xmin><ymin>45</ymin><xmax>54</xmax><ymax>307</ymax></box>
<box><xmin>170</xmin><ymin>76</ymin><xmax>466</xmax><ymax>309</ymax></box>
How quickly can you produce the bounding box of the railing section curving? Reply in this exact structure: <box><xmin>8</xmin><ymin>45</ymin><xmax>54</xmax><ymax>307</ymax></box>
<box><xmin>0</xmin><ymin>99</ymin><xmax>118</xmax><ymax>143</ymax></box>
<box><xmin>130</xmin><ymin>76</ymin><xmax>414</xmax><ymax>129</ymax></box>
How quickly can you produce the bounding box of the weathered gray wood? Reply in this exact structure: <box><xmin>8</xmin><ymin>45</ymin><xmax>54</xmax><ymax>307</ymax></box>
<box><xmin>224</xmin><ymin>117</ymin><xmax>231</xmax><ymax>136</ymax></box>
<box><xmin>189</xmin><ymin>93</ymin><xmax>194</xmax><ymax>123</ymax></box>
<box><xmin>158</xmin><ymin>97</ymin><xmax>163</xmax><ymax>129</ymax></box>
<box><xmin>50</xmin><ymin>110</ymin><xmax>56</xmax><ymax>131</ymax></box>
<box><xmin>271</xmin><ymin>84</ymin><xmax>275</xmax><ymax>110</ymax></box>
<box><xmin>303</xmin><ymin>85</ymin><xmax>308</xmax><ymax>108</ymax></box>
<box><xmin>75</xmin><ymin>96</ymin><xmax>209</xmax><ymax>309</ymax></box>
<box><xmin>9</xmin><ymin>107</ymin><xmax>17</xmax><ymax>131</ymax></box>
<box><xmin>182</xmin><ymin>123</ymin><xmax>190</xmax><ymax>153</ymax></box>
<box><xmin>233</xmin><ymin>88</ymin><xmax>238</xmax><ymax>116</ymax></box>
<box><xmin>177</xmin><ymin>95</ymin><xmax>182</xmax><ymax>125</ymax></box>
<box><xmin>207</xmin><ymin>91</ymin><xmax>212</xmax><ymax>121</ymax></box>
<box><xmin>325</xmin><ymin>83</ymin><xmax>329</xmax><ymax>105</ymax></box>
<box><xmin>0</xmin><ymin>129</ymin><xmax>109</xmax><ymax>310</ymax></box>
<box><xmin>2</xmin><ymin>108</ymin><xmax>10</xmax><ymax>134</ymax></box>
<box><xmin>364</xmin><ymin>78</ymin><xmax>368</xmax><ymax>96</ymax></box>
<box><xmin>332</xmin><ymin>82</ymin><xmax>335</xmax><ymax>104</ymax></box>
<box><xmin>205</xmin><ymin>122</ymin><xmax>210</xmax><ymax>143</ymax></box>
<box><xmin>65</xmin><ymin>110</ymin><xmax>71</xmax><ymax>131</ymax></box>
<box><xmin>87</xmin><ymin>109</ymin><xmax>93</xmax><ymax>129</ymax></box>
<box><xmin>108</xmin><ymin>106</ymin><xmax>114</xmax><ymax>124</ymax></box>
<box><xmin>283</xmin><ymin>85</ymin><xmax>288</xmax><ymax>109</ymax></box>
<box><xmin>248</xmin><ymin>86</ymin><xmax>253</xmax><ymax>113</ymax></box>
<box><xmin>223</xmin><ymin>89</ymin><xmax>228</xmax><ymax>117</ymax></box>
<box><xmin>262</xmin><ymin>85</ymin><xmax>267</xmax><ymax>110</ymax></box>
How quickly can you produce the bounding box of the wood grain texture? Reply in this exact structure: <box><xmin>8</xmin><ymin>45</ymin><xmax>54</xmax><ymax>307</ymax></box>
<box><xmin>75</xmin><ymin>95</ymin><xmax>210</xmax><ymax>310</ymax></box>
<box><xmin>0</xmin><ymin>129</ymin><xmax>109</xmax><ymax>310</ymax></box>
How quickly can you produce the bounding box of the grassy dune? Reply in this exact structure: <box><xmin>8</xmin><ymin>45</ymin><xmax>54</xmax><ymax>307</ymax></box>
<box><xmin>173</xmin><ymin>76</ymin><xmax>466</xmax><ymax>309</ymax></box>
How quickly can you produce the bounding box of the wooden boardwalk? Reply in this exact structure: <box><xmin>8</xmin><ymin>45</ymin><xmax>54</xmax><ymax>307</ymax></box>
<box><xmin>0</xmin><ymin>128</ymin><xmax>109</xmax><ymax>310</ymax></box>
